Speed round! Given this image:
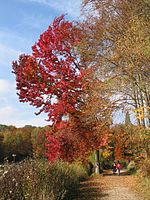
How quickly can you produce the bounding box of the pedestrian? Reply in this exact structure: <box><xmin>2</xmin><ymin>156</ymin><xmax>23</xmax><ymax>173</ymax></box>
<box><xmin>113</xmin><ymin>161</ymin><xmax>117</xmax><ymax>175</ymax></box>
<box><xmin>117</xmin><ymin>160</ymin><xmax>121</xmax><ymax>176</ymax></box>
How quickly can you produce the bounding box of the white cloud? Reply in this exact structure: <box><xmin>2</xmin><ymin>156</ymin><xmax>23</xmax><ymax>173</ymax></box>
<box><xmin>0</xmin><ymin>30</ymin><xmax>31</xmax><ymax>47</ymax></box>
<box><xmin>0</xmin><ymin>79</ymin><xmax>49</xmax><ymax>127</ymax></box>
<box><xmin>0</xmin><ymin>106</ymin><xmax>15</xmax><ymax>120</ymax></box>
<box><xmin>0</xmin><ymin>79</ymin><xmax>15</xmax><ymax>94</ymax></box>
<box><xmin>0</xmin><ymin>44</ymin><xmax>20</xmax><ymax>57</ymax></box>
<box><xmin>0</xmin><ymin>43</ymin><xmax>22</xmax><ymax>68</ymax></box>
<box><xmin>8</xmin><ymin>116</ymin><xmax>49</xmax><ymax>128</ymax></box>
<box><xmin>0</xmin><ymin>30</ymin><xmax>32</xmax><ymax>70</ymax></box>
<box><xmin>20</xmin><ymin>14</ymin><xmax>53</xmax><ymax>30</ymax></box>
<box><xmin>48</xmin><ymin>0</ymin><xmax>81</xmax><ymax>18</ymax></box>
<box><xmin>19</xmin><ymin>0</ymin><xmax>82</xmax><ymax>18</ymax></box>
<box><xmin>0</xmin><ymin>105</ymin><xmax>49</xmax><ymax>127</ymax></box>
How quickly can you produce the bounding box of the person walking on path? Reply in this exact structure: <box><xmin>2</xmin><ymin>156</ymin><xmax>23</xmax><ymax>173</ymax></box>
<box><xmin>117</xmin><ymin>160</ymin><xmax>121</xmax><ymax>176</ymax></box>
<box><xmin>113</xmin><ymin>161</ymin><xmax>117</xmax><ymax>175</ymax></box>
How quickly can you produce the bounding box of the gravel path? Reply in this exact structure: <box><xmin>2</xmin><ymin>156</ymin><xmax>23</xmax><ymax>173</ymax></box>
<box><xmin>72</xmin><ymin>170</ymin><xmax>147</xmax><ymax>200</ymax></box>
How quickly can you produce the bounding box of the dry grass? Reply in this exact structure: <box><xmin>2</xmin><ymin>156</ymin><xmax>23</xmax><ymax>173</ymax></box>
<box><xmin>0</xmin><ymin>159</ymin><xmax>87</xmax><ymax>200</ymax></box>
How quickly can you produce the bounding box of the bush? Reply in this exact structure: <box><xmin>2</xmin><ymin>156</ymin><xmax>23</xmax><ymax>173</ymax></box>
<box><xmin>0</xmin><ymin>159</ymin><xmax>87</xmax><ymax>200</ymax></box>
<box><xmin>140</xmin><ymin>159</ymin><xmax>150</xmax><ymax>178</ymax></box>
<box><xmin>0</xmin><ymin>160</ymin><xmax>43</xmax><ymax>200</ymax></box>
<box><xmin>120</xmin><ymin>160</ymin><xmax>127</xmax><ymax>168</ymax></box>
<box><xmin>137</xmin><ymin>159</ymin><xmax>150</xmax><ymax>200</ymax></box>
<box><xmin>140</xmin><ymin>177</ymin><xmax>150</xmax><ymax>199</ymax></box>
<box><xmin>127</xmin><ymin>161</ymin><xmax>136</xmax><ymax>174</ymax></box>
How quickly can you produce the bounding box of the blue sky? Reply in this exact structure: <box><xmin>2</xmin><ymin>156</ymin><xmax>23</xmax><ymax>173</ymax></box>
<box><xmin>0</xmin><ymin>0</ymin><xmax>82</xmax><ymax>127</ymax></box>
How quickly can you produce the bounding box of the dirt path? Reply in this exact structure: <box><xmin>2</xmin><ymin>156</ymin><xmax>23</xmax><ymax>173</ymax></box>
<box><xmin>71</xmin><ymin>170</ymin><xmax>148</xmax><ymax>200</ymax></box>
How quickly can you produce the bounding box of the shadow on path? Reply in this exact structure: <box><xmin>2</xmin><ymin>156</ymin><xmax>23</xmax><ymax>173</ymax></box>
<box><xmin>103</xmin><ymin>169</ymin><xmax>129</xmax><ymax>177</ymax></box>
<box><xmin>67</xmin><ymin>170</ymin><xmax>140</xmax><ymax>200</ymax></box>
<box><xmin>69</xmin><ymin>180</ymin><xmax>108</xmax><ymax>200</ymax></box>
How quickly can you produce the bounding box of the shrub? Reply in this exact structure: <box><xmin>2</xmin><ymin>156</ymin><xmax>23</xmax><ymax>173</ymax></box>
<box><xmin>127</xmin><ymin>161</ymin><xmax>136</xmax><ymax>174</ymax></box>
<box><xmin>140</xmin><ymin>159</ymin><xmax>150</xmax><ymax>178</ymax></box>
<box><xmin>120</xmin><ymin>160</ymin><xmax>127</xmax><ymax>168</ymax></box>
<box><xmin>0</xmin><ymin>159</ymin><xmax>87</xmax><ymax>200</ymax></box>
<box><xmin>137</xmin><ymin>159</ymin><xmax>150</xmax><ymax>200</ymax></box>
<box><xmin>0</xmin><ymin>160</ymin><xmax>42</xmax><ymax>200</ymax></box>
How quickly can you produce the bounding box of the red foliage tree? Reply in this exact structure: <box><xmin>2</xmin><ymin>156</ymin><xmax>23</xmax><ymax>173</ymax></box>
<box><xmin>12</xmin><ymin>15</ymin><xmax>83</xmax><ymax>125</ymax></box>
<box><xmin>12</xmin><ymin>15</ymin><xmax>89</xmax><ymax>161</ymax></box>
<box><xmin>12</xmin><ymin>15</ymin><xmax>110</xmax><ymax>162</ymax></box>
<box><xmin>45</xmin><ymin>114</ymin><xmax>110</xmax><ymax>162</ymax></box>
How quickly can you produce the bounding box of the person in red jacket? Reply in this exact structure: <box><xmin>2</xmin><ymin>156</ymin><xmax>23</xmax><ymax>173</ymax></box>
<box><xmin>117</xmin><ymin>160</ymin><xmax>121</xmax><ymax>176</ymax></box>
